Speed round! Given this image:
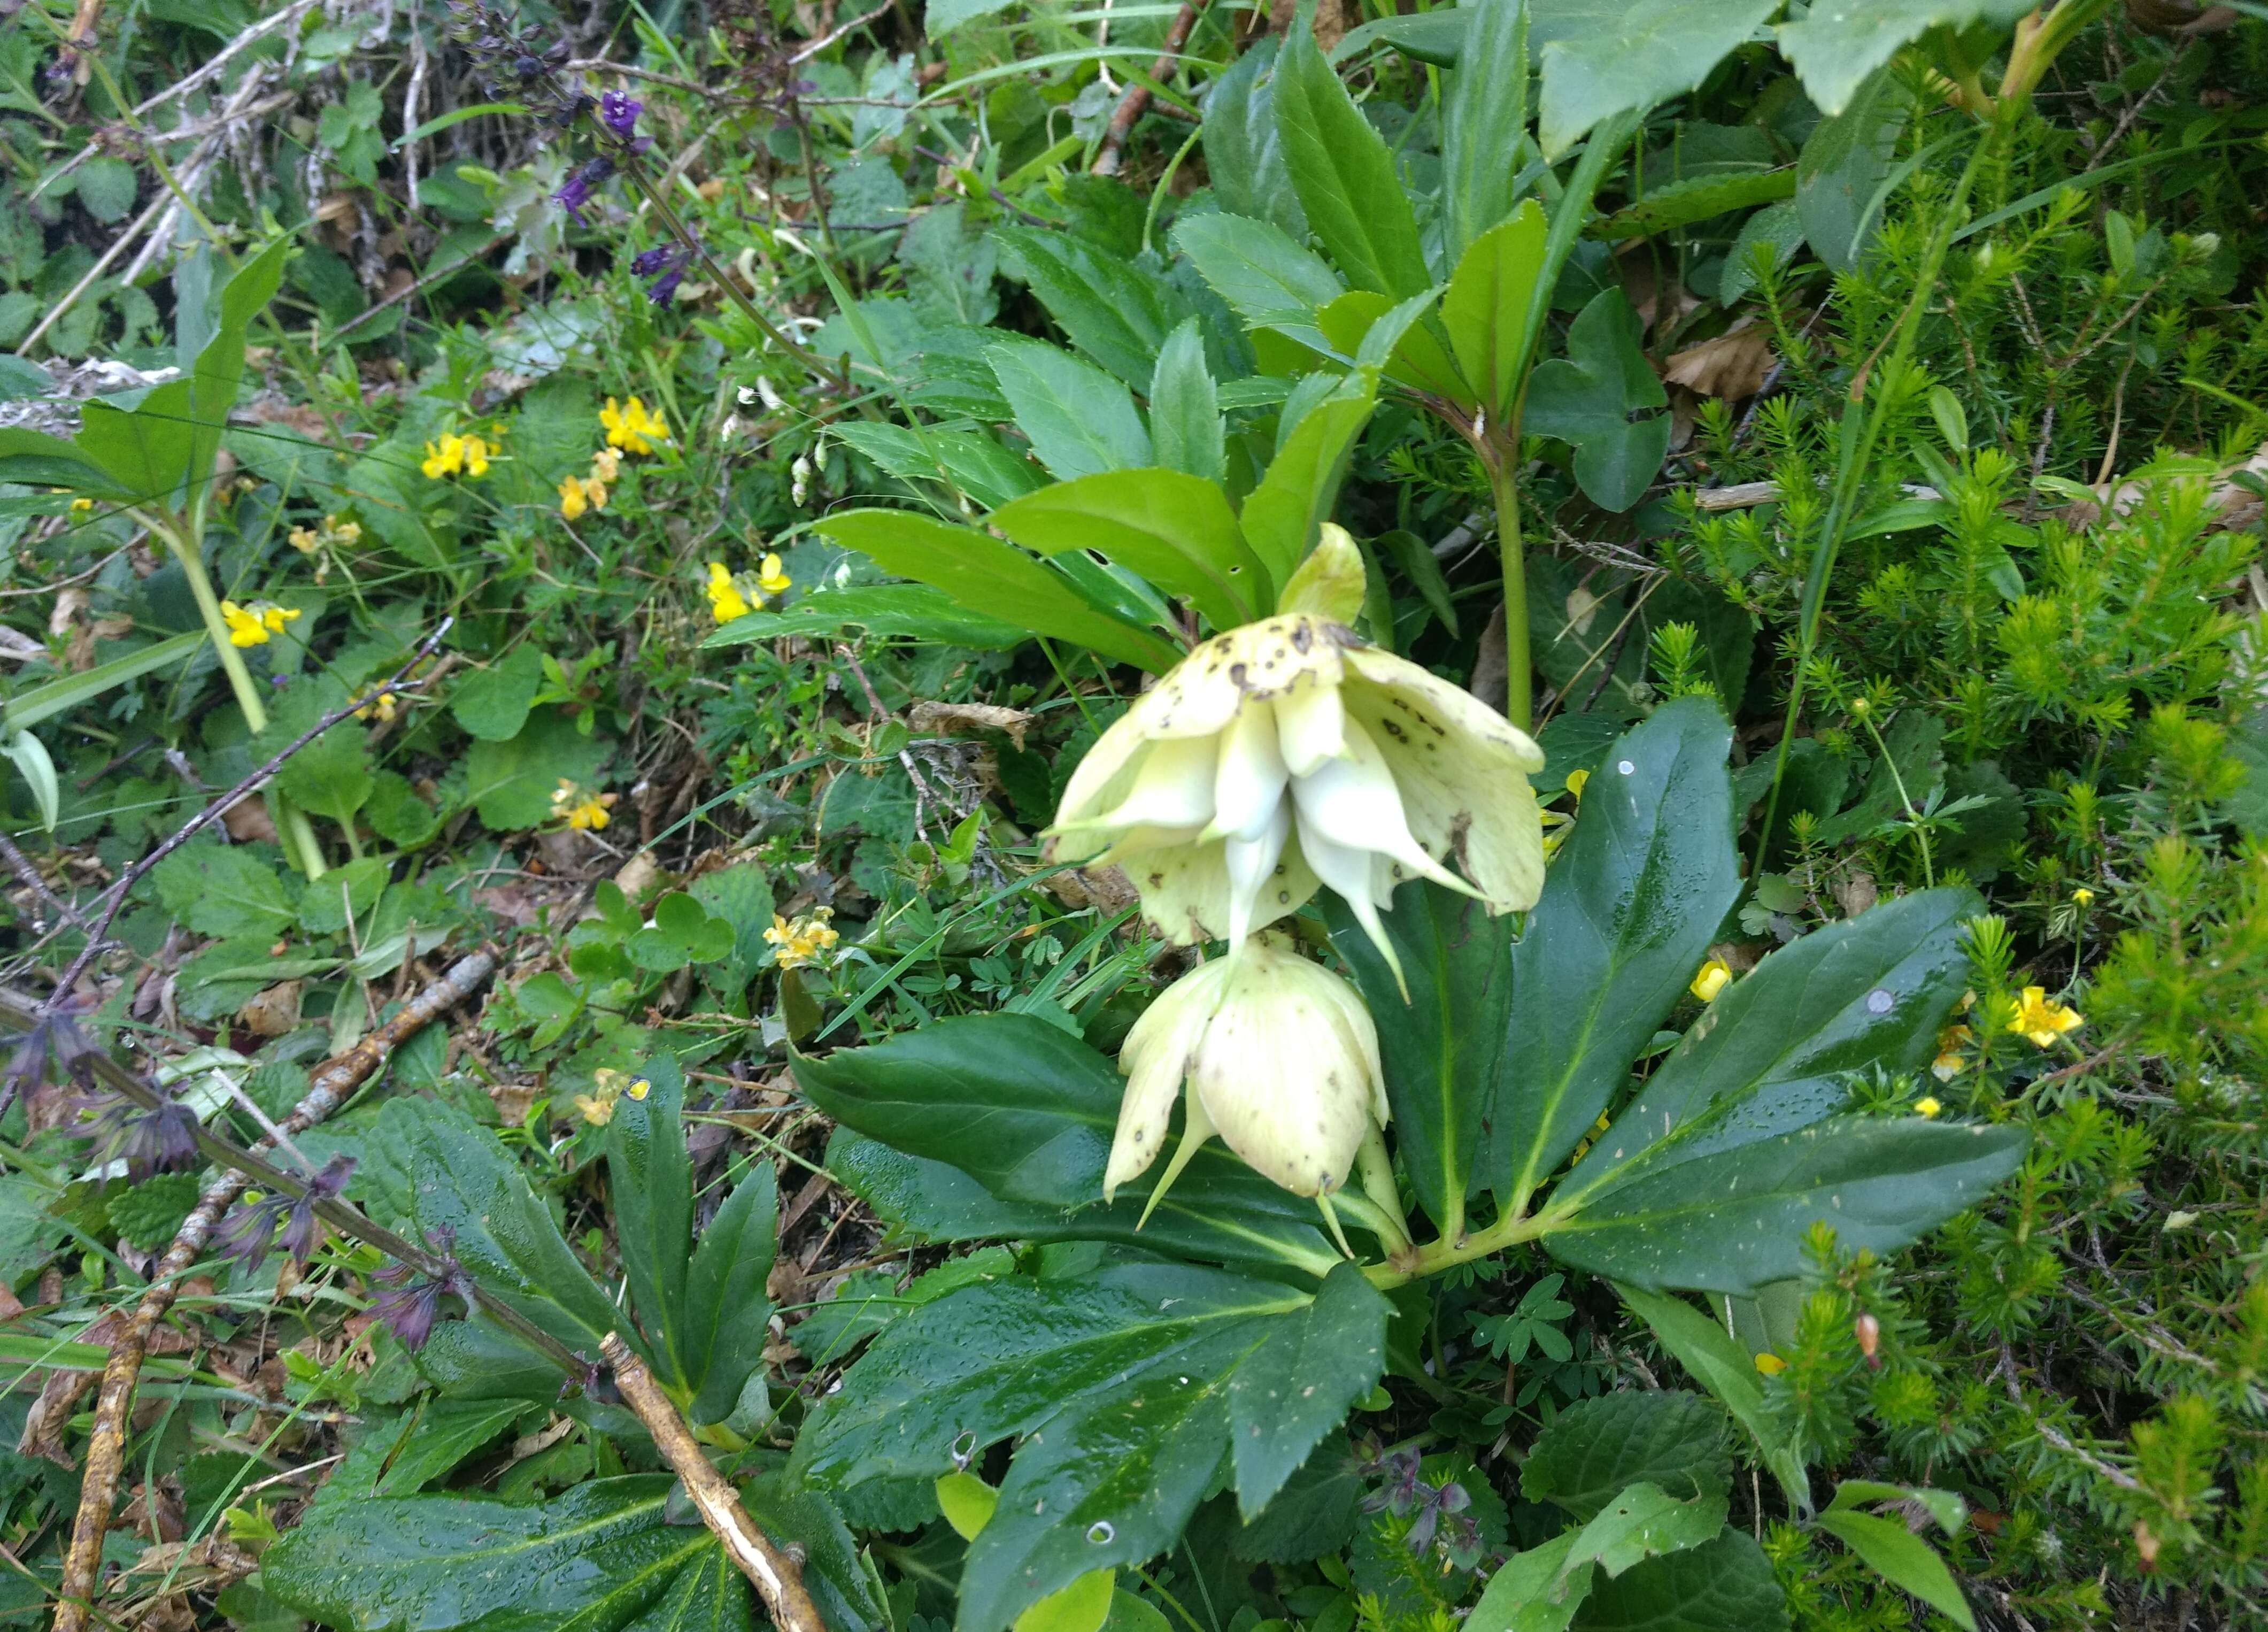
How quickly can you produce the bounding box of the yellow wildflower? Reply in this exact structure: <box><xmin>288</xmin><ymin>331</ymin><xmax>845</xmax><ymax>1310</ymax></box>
<box><xmin>461</xmin><ymin>435</ymin><xmax>493</xmax><ymax>477</ymax></box>
<box><xmin>551</xmin><ymin>778</ymin><xmax>618</xmax><ymax>831</ymax></box>
<box><xmin>574</xmin><ymin>1068</ymin><xmax>630</xmax><ymax>1126</ymax></box>
<box><xmin>2071</xmin><ymin>887</ymin><xmax>2094</xmax><ymax>906</ymax></box>
<box><xmin>353</xmin><ymin>689</ymin><xmax>398</xmax><ymax>723</ymax></box>
<box><xmin>626</xmin><ymin>1077</ymin><xmax>651</xmax><ymax>1102</ymax></box>
<box><xmin>590</xmin><ymin>448</ymin><xmax>622</xmax><ymax>483</ymax></box>
<box><xmin>559</xmin><ymin>476</ymin><xmax>589</xmax><ymax>521</ymax></box>
<box><xmin>1913</xmin><ymin>1096</ymin><xmax>1942</xmax><ymax>1118</ymax></box>
<box><xmin>707</xmin><ymin>561</ymin><xmax>754</xmax><ymax>623</ymax></box>
<box><xmin>289</xmin><ymin>524</ymin><xmax>320</xmax><ymax>553</ymax></box>
<box><xmin>1564</xmin><ymin>768</ymin><xmax>1589</xmax><ymax>800</ymax></box>
<box><xmin>765</xmin><ymin>907</ymin><xmax>839</xmax><ymax>971</ymax></box>
<box><xmin>601</xmin><ymin>396</ymin><xmax>669</xmax><ymax>456</ymax></box>
<box><xmin>755</xmin><ymin>552</ymin><xmax>792</xmax><ymax>597</ymax></box>
<box><xmin>2009</xmin><ymin>986</ymin><xmax>2083</xmax><ymax>1049</ymax></box>
<box><xmin>1931</xmin><ymin>1023</ymin><xmax>1973</xmax><ymax>1082</ymax></box>
<box><xmin>220</xmin><ymin>600</ymin><xmax>299</xmax><ymax>648</ymax></box>
<box><xmin>69</xmin><ymin>497</ymin><xmax>93</xmax><ymax>517</ymax></box>
<box><xmin>1690</xmin><ymin>957</ymin><xmax>1733</xmax><ymax>1003</ymax></box>
<box><xmin>1754</xmin><ymin>1352</ymin><xmax>1787</xmax><ymax>1376</ymax></box>
<box><xmin>422</xmin><ymin>436</ymin><xmax>465</xmax><ymax>479</ymax></box>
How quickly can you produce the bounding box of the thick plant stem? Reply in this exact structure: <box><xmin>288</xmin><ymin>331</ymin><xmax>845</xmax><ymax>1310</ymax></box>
<box><xmin>601</xmin><ymin>1333</ymin><xmax>831</xmax><ymax>1632</ymax></box>
<box><xmin>1489</xmin><ymin>452</ymin><xmax>1532</xmax><ymax>733</ymax></box>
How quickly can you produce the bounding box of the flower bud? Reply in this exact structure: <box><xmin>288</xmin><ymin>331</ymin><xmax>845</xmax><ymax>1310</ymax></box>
<box><xmin>1107</xmin><ymin>935</ymin><xmax>1387</xmax><ymax>1213</ymax></box>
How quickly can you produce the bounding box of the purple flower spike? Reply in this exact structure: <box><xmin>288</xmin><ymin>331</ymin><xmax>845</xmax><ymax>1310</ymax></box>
<box><xmin>553</xmin><ymin>155</ymin><xmax>615</xmax><ymax>223</ymax></box>
<box><xmin>599</xmin><ymin>90</ymin><xmax>643</xmax><ymax>142</ymax></box>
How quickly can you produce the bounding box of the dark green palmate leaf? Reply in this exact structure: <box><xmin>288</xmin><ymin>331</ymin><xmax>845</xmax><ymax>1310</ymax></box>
<box><xmin>1495</xmin><ymin>697</ymin><xmax>1741</xmax><ymax>1213</ymax></box>
<box><xmin>608</xmin><ymin>1059</ymin><xmax>779</xmax><ymax>1424</ymax></box>
<box><xmin>792</xmin><ymin>1262</ymin><xmax>1388</xmax><ymax>1632</ymax></box>
<box><xmin>1324</xmin><ymin>883</ymin><xmax>1510</xmax><ymax>1235</ymax></box>
<box><xmin>795</xmin><ymin>1013</ymin><xmax>1342</xmax><ymax>1274</ymax></box>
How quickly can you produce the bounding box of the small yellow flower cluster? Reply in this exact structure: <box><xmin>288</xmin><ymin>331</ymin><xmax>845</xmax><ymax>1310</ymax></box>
<box><xmin>68</xmin><ymin>497</ymin><xmax>94</xmax><ymax>519</ymax></box>
<box><xmin>705</xmin><ymin>553</ymin><xmax>791</xmax><ymax>623</ymax></box>
<box><xmin>422</xmin><ymin>432</ymin><xmax>496</xmax><ymax>480</ymax></box>
<box><xmin>559</xmin><ymin>448</ymin><xmax>622</xmax><ymax>521</ymax></box>
<box><xmin>572</xmin><ymin>1069</ymin><xmax>652</xmax><ymax>1127</ymax></box>
<box><xmin>220</xmin><ymin>600</ymin><xmax>301</xmax><ymax>648</ymax></box>
<box><xmin>354</xmin><ymin>688</ymin><xmax>398</xmax><ymax>723</ymax></box>
<box><xmin>1689</xmin><ymin>956</ymin><xmax>1733</xmax><ymax>1003</ymax></box>
<box><xmin>288</xmin><ymin>513</ymin><xmax>362</xmax><ymax>583</ymax></box>
<box><xmin>601</xmin><ymin>396</ymin><xmax>669</xmax><ymax>457</ymax></box>
<box><xmin>765</xmin><ymin>907</ymin><xmax>838</xmax><ymax>970</ymax></box>
<box><xmin>551</xmin><ymin>779</ymin><xmax>618</xmax><ymax>831</ymax></box>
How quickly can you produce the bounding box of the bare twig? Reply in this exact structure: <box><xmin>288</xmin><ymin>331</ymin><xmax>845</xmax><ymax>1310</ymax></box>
<box><xmin>0</xmin><ymin>830</ymin><xmax>90</xmax><ymax>937</ymax></box>
<box><xmin>38</xmin><ymin>951</ymin><xmax>498</xmax><ymax>1632</ymax></box>
<box><xmin>1092</xmin><ymin>1</ymin><xmax>1203</xmax><ymax>178</ymax></box>
<box><xmin>47</xmin><ymin>621</ymin><xmax>453</xmax><ymax>1000</ymax></box>
<box><xmin>600</xmin><ymin>1333</ymin><xmax>830</xmax><ymax>1632</ymax></box>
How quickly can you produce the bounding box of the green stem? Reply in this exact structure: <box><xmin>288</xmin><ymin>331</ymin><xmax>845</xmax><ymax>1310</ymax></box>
<box><xmin>1753</xmin><ymin>112</ymin><xmax>2012</xmax><ymax>875</ymax></box>
<box><xmin>1361</xmin><ymin>1200</ymin><xmax>1567</xmax><ymax>1291</ymax></box>
<box><xmin>1489</xmin><ymin>450</ymin><xmax>1532</xmax><ymax>732</ymax></box>
<box><xmin>145</xmin><ymin>511</ymin><xmax>328</xmax><ymax>880</ymax></box>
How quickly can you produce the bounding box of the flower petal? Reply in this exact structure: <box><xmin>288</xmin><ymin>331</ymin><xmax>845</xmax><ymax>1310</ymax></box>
<box><xmin>1290</xmin><ymin>716</ymin><xmax>1472</xmax><ymax>898</ymax></box>
<box><xmin>1273</xmin><ymin>672</ymin><xmax>1346</xmax><ymax>778</ymax></box>
<box><xmin>1058</xmin><ymin>732</ymin><xmax>1218</xmax><ymax>839</ymax></box>
<box><xmin>1206</xmin><ymin>695</ymin><xmax>1289</xmax><ymax>843</ymax></box>
<box><xmin>1191</xmin><ymin>966</ymin><xmax>1376</xmax><ymax>1197</ymax></box>
<box><xmin>1115</xmin><ymin>831</ymin><xmax>1317</xmax><ymax>947</ymax></box>
<box><xmin>1294</xmin><ymin>811</ymin><xmax>1405</xmax><ymax>996</ymax></box>
<box><xmin>1107</xmin><ymin>964</ymin><xmax>1226</xmax><ymax>1201</ymax></box>
<box><xmin>1341</xmin><ymin>653</ymin><xmax>1547</xmax><ymax>913</ymax></box>
<box><xmin>1223</xmin><ymin>799</ymin><xmax>1291</xmax><ymax>947</ymax></box>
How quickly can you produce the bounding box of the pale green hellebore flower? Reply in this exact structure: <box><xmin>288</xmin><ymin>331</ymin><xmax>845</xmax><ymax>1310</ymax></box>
<box><xmin>1105</xmin><ymin>934</ymin><xmax>1388</xmax><ymax>1218</ymax></box>
<box><xmin>1048</xmin><ymin>529</ymin><xmax>1546</xmax><ymax>983</ymax></box>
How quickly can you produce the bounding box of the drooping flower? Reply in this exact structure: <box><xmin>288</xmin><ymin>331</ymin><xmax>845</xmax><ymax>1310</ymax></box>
<box><xmin>765</xmin><ymin>908</ymin><xmax>838</xmax><ymax>970</ymax></box>
<box><xmin>220</xmin><ymin>600</ymin><xmax>300</xmax><ymax>647</ymax></box>
<box><xmin>366</xmin><ymin>1227</ymin><xmax>472</xmax><ymax>1353</ymax></box>
<box><xmin>1689</xmin><ymin>957</ymin><xmax>1732</xmax><ymax>1003</ymax></box>
<box><xmin>2009</xmin><ymin>986</ymin><xmax>2083</xmax><ymax>1049</ymax></box>
<box><xmin>1106</xmin><ymin>933</ymin><xmax>1387</xmax><ymax>1214</ymax></box>
<box><xmin>553</xmin><ymin>155</ymin><xmax>614</xmax><ymax>221</ymax></box>
<box><xmin>218</xmin><ymin>1154</ymin><xmax>357</xmax><ymax>1274</ymax></box>
<box><xmin>706</xmin><ymin>560</ymin><xmax>753</xmax><ymax>622</ymax></box>
<box><xmin>601</xmin><ymin>396</ymin><xmax>669</xmax><ymax>456</ymax></box>
<box><xmin>628</xmin><ymin>243</ymin><xmax>690</xmax><ymax>305</ymax></box>
<box><xmin>1050</xmin><ymin>532</ymin><xmax>1544</xmax><ymax>980</ymax></box>
<box><xmin>86</xmin><ymin>1093</ymin><xmax>202</xmax><ymax>1184</ymax></box>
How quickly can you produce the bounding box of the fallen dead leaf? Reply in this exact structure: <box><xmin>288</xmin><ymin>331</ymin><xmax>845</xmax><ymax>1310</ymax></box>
<box><xmin>907</xmin><ymin>699</ymin><xmax>1035</xmax><ymax>750</ymax></box>
<box><xmin>220</xmin><ymin>796</ymin><xmax>279</xmax><ymax>844</ymax></box>
<box><xmin>1665</xmin><ymin>322</ymin><xmax>1776</xmax><ymax>401</ymax></box>
<box><xmin>238</xmin><ymin>980</ymin><xmax>303</xmax><ymax>1038</ymax></box>
<box><xmin>49</xmin><ymin>587</ymin><xmax>88</xmax><ymax>638</ymax></box>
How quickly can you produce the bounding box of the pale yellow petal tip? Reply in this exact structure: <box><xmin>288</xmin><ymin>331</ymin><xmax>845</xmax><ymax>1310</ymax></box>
<box><xmin>1690</xmin><ymin>957</ymin><xmax>1732</xmax><ymax>1003</ymax></box>
<box><xmin>1275</xmin><ymin>524</ymin><xmax>1366</xmax><ymax>624</ymax></box>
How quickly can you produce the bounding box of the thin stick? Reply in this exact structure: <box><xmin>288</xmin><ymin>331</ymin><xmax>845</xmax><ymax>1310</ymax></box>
<box><xmin>1091</xmin><ymin>1</ymin><xmax>1202</xmax><ymax>178</ymax></box>
<box><xmin>600</xmin><ymin>1333</ymin><xmax>830</xmax><ymax>1632</ymax></box>
<box><xmin>44</xmin><ymin>951</ymin><xmax>497</xmax><ymax>1632</ymax></box>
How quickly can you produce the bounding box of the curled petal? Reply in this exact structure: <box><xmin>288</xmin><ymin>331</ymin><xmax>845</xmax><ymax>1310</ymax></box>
<box><xmin>1107</xmin><ymin>962</ymin><xmax>1228</xmax><ymax>1201</ymax></box>
<box><xmin>1222</xmin><ymin>799</ymin><xmax>1291</xmax><ymax>948</ymax></box>
<box><xmin>1292</xmin><ymin>812</ymin><xmax>1405</xmax><ymax>998</ymax></box>
<box><xmin>1272</xmin><ymin>672</ymin><xmax>1346</xmax><ymax>779</ymax></box>
<box><xmin>1059</xmin><ymin>734</ymin><xmax>1218</xmax><ymax>839</ymax></box>
<box><xmin>1290</xmin><ymin>716</ymin><xmax>1474</xmax><ymax>900</ymax></box>
<box><xmin>1114</xmin><ymin>830</ymin><xmax>1318</xmax><ymax>948</ymax></box>
<box><xmin>1205</xmin><ymin>696</ymin><xmax>1289</xmax><ymax>843</ymax></box>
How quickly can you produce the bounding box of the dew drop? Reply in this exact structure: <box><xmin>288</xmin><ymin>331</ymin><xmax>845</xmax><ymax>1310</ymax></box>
<box><xmin>1087</xmin><ymin>1521</ymin><xmax>1116</xmax><ymax>1544</ymax></box>
<box><xmin>1617</xmin><ymin>759</ymin><xmax>1636</xmax><ymax>775</ymax></box>
<box><xmin>1865</xmin><ymin>988</ymin><xmax>1894</xmax><ymax>1014</ymax></box>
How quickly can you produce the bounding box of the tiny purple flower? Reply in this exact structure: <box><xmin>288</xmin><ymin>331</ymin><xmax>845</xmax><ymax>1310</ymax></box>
<box><xmin>599</xmin><ymin>90</ymin><xmax>643</xmax><ymax>142</ymax></box>
<box><xmin>645</xmin><ymin>268</ymin><xmax>685</xmax><ymax>305</ymax></box>
<box><xmin>629</xmin><ymin>246</ymin><xmax>677</xmax><ymax>277</ymax></box>
<box><xmin>553</xmin><ymin>156</ymin><xmax>615</xmax><ymax>223</ymax></box>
